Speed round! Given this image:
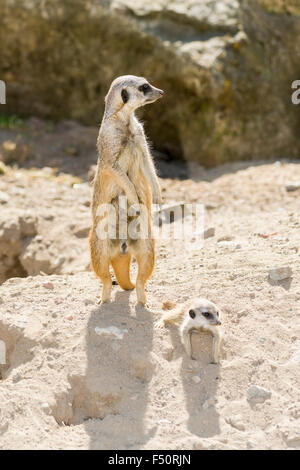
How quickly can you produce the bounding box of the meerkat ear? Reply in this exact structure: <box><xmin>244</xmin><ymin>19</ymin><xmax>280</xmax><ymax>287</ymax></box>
<box><xmin>121</xmin><ymin>88</ymin><xmax>129</xmax><ymax>104</ymax></box>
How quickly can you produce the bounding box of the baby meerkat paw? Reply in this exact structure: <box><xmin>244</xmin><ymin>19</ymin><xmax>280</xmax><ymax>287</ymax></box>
<box><xmin>155</xmin><ymin>318</ymin><xmax>165</xmax><ymax>329</ymax></box>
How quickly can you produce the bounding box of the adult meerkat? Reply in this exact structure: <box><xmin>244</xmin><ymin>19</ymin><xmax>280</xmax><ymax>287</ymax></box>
<box><xmin>90</xmin><ymin>75</ymin><xmax>163</xmax><ymax>305</ymax></box>
<box><xmin>157</xmin><ymin>298</ymin><xmax>223</xmax><ymax>363</ymax></box>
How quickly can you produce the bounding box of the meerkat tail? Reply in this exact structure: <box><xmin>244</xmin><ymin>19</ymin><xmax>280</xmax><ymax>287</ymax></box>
<box><xmin>162</xmin><ymin>300</ymin><xmax>177</xmax><ymax>310</ymax></box>
<box><xmin>156</xmin><ymin>303</ymin><xmax>183</xmax><ymax>328</ymax></box>
<box><xmin>111</xmin><ymin>254</ymin><xmax>135</xmax><ymax>291</ymax></box>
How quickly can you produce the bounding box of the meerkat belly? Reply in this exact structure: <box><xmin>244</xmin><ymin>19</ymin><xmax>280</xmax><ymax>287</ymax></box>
<box><xmin>127</xmin><ymin>135</ymin><xmax>152</xmax><ymax>206</ymax></box>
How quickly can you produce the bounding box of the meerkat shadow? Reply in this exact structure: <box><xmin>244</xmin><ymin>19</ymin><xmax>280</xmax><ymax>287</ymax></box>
<box><xmin>168</xmin><ymin>327</ymin><xmax>221</xmax><ymax>438</ymax></box>
<box><xmin>85</xmin><ymin>287</ymin><xmax>155</xmax><ymax>448</ymax></box>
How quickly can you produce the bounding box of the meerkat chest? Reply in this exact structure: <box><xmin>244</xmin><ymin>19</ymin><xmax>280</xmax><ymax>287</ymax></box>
<box><xmin>121</xmin><ymin>129</ymin><xmax>145</xmax><ymax>168</ymax></box>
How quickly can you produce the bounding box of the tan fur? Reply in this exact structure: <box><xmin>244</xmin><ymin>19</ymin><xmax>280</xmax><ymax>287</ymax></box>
<box><xmin>90</xmin><ymin>75</ymin><xmax>163</xmax><ymax>305</ymax></box>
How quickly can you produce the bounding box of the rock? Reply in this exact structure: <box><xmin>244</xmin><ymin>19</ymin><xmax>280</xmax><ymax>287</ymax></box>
<box><xmin>269</xmin><ymin>266</ymin><xmax>292</xmax><ymax>282</ymax></box>
<box><xmin>218</xmin><ymin>241</ymin><xmax>242</xmax><ymax>250</ymax></box>
<box><xmin>0</xmin><ymin>138</ymin><xmax>32</xmax><ymax>165</ymax></box>
<box><xmin>12</xmin><ymin>373</ymin><xmax>22</xmax><ymax>383</ymax></box>
<box><xmin>42</xmin><ymin>282</ymin><xmax>54</xmax><ymax>290</ymax></box>
<box><xmin>73</xmin><ymin>224</ymin><xmax>90</xmax><ymax>238</ymax></box>
<box><xmin>218</xmin><ymin>235</ymin><xmax>234</xmax><ymax>242</ymax></box>
<box><xmin>2</xmin><ymin>1</ymin><xmax>300</xmax><ymax>164</ymax></box>
<box><xmin>158</xmin><ymin>419</ymin><xmax>172</xmax><ymax>425</ymax></box>
<box><xmin>203</xmin><ymin>397</ymin><xmax>214</xmax><ymax>410</ymax></box>
<box><xmin>204</xmin><ymin>227</ymin><xmax>215</xmax><ymax>239</ymax></box>
<box><xmin>41</xmin><ymin>403</ymin><xmax>51</xmax><ymax>415</ymax></box>
<box><xmin>19</xmin><ymin>214</ymin><xmax>37</xmax><ymax>237</ymax></box>
<box><xmin>192</xmin><ymin>375</ymin><xmax>201</xmax><ymax>384</ymax></box>
<box><xmin>237</xmin><ymin>310</ymin><xmax>248</xmax><ymax>318</ymax></box>
<box><xmin>247</xmin><ymin>385</ymin><xmax>271</xmax><ymax>404</ymax></box>
<box><xmin>94</xmin><ymin>326</ymin><xmax>128</xmax><ymax>340</ymax></box>
<box><xmin>0</xmin><ymin>191</ymin><xmax>9</xmax><ymax>204</ymax></box>
<box><xmin>285</xmin><ymin>182</ymin><xmax>300</xmax><ymax>192</ymax></box>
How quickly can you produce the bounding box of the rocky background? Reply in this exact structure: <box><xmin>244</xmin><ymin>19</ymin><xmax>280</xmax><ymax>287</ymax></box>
<box><xmin>1</xmin><ymin>0</ymin><xmax>300</xmax><ymax>165</ymax></box>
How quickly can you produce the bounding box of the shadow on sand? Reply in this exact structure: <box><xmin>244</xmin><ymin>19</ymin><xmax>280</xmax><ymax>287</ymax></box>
<box><xmin>167</xmin><ymin>325</ymin><xmax>221</xmax><ymax>438</ymax></box>
<box><xmin>84</xmin><ymin>290</ymin><xmax>156</xmax><ymax>449</ymax></box>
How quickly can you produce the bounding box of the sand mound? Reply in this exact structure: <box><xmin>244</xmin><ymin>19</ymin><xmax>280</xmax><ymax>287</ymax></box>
<box><xmin>0</xmin><ymin>161</ymin><xmax>299</xmax><ymax>449</ymax></box>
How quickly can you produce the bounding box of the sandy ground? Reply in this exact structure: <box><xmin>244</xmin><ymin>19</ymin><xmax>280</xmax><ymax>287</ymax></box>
<box><xmin>0</xmin><ymin>126</ymin><xmax>299</xmax><ymax>449</ymax></box>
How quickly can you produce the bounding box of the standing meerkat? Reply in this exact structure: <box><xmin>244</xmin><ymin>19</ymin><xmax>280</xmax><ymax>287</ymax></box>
<box><xmin>89</xmin><ymin>75</ymin><xmax>163</xmax><ymax>305</ymax></box>
<box><xmin>157</xmin><ymin>298</ymin><xmax>223</xmax><ymax>363</ymax></box>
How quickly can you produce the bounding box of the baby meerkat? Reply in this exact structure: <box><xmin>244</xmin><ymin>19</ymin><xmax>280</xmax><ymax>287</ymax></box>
<box><xmin>157</xmin><ymin>298</ymin><xmax>223</xmax><ymax>364</ymax></box>
<box><xmin>90</xmin><ymin>75</ymin><xmax>163</xmax><ymax>306</ymax></box>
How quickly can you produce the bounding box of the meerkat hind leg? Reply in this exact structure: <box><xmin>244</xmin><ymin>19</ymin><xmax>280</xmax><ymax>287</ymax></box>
<box><xmin>98</xmin><ymin>260</ymin><xmax>112</xmax><ymax>304</ymax></box>
<box><xmin>135</xmin><ymin>245</ymin><xmax>154</xmax><ymax>306</ymax></box>
<box><xmin>111</xmin><ymin>253</ymin><xmax>135</xmax><ymax>291</ymax></box>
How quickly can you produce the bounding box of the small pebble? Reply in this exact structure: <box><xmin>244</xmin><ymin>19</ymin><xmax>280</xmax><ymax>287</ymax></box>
<box><xmin>43</xmin><ymin>282</ymin><xmax>54</xmax><ymax>290</ymax></box>
<box><xmin>247</xmin><ymin>385</ymin><xmax>271</xmax><ymax>404</ymax></box>
<box><xmin>269</xmin><ymin>266</ymin><xmax>292</xmax><ymax>282</ymax></box>
<box><xmin>204</xmin><ymin>227</ymin><xmax>215</xmax><ymax>239</ymax></box>
<box><xmin>285</xmin><ymin>182</ymin><xmax>300</xmax><ymax>192</ymax></box>
<box><xmin>192</xmin><ymin>376</ymin><xmax>201</xmax><ymax>384</ymax></box>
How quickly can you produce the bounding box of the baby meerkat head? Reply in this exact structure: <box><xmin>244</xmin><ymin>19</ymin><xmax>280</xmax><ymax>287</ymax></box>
<box><xmin>105</xmin><ymin>75</ymin><xmax>164</xmax><ymax>113</ymax></box>
<box><xmin>187</xmin><ymin>298</ymin><xmax>221</xmax><ymax>327</ymax></box>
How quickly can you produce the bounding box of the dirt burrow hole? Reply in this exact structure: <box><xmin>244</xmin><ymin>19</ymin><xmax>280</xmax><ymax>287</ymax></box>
<box><xmin>0</xmin><ymin>321</ymin><xmax>35</xmax><ymax>380</ymax></box>
<box><xmin>51</xmin><ymin>375</ymin><xmax>121</xmax><ymax>426</ymax></box>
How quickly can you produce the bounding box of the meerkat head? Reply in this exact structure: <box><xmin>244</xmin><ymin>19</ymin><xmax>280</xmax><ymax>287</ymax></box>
<box><xmin>186</xmin><ymin>298</ymin><xmax>222</xmax><ymax>328</ymax></box>
<box><xmin>105</xmin><ymin>75</ymin><xmax>164</xmax><ymax>115</ymax></box>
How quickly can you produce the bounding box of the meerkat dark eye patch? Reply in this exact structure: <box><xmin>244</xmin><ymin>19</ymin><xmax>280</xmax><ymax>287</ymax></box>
<box><xmin>189</xmin><ymin>309</ymin><xmax>196</xmax><ymax>319</ymax></box>
<box><xmin>121</xmin><ymin>89</ymin><xmax>129</xmax><ymax>103</ymax></box>
<box><xmin>138</xmin><ymin>83</ymin><xmax>151</xmax><ymax>94</ymax></box>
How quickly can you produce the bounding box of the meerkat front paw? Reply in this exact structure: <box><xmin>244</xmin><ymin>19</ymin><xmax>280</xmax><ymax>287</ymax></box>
<box><xmin>155</xmin><ymin>319</ymin><xmax>165</xmax><ymax>329</ymax></box>
<box><xmin>137</xmin><ymin>301</ymin><xmax>150</xmax><ymax>309</ymax></box>
<box><xmin>210</xmin><ymin>358</ymin><xmax>220</xmax><ymax>365</ymax></box>
<box><xmin>98</xmin><ymin>298</ymin><xmax>112</xmax><ymax>305</ymax></box>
